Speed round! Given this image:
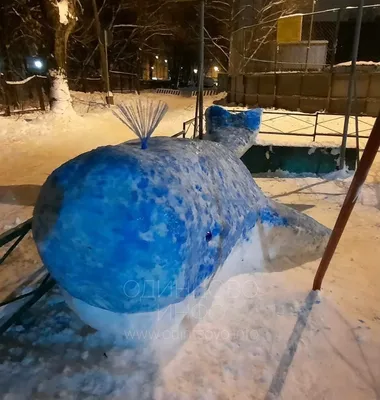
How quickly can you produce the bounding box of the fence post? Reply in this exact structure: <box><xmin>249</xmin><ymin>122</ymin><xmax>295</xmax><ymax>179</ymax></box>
<box><xmin>119</xmin><ymin>73</ymin><xmax>123</xmax><ymax>94</ymax></box>
<box><xmin>0</xmin><ymin>74</ymin><xmax>11</xmax><ymax>116</ymax></box>
<box><xmin>35</xmin><ymin>77</ymin><xmax>46</xmax><ymax>111</ymax></box>
<box><xmin>313</xmin><ymin>113</ymin><xmax>319</xmax><ymax>141</ymax></box>
<box><xmin>82</xmin><ymin>73</ymin><xmax>88</xmax><ymax>93</ymax></box>
<box><xmin>135</xmin><ymin>75</ymin><xmax>140</xmax><ymax>95</ymax></box>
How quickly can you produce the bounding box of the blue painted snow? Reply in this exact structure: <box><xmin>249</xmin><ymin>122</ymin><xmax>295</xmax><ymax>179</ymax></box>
<box><xmin>33</xmin><ymin>136</ymin><xmax>285</xmax><ymax>315</ymax></box>
<box><xmin>205</xmin><ymin>106</ymin><xmax>262</xmax><ymax>156</ymax></box>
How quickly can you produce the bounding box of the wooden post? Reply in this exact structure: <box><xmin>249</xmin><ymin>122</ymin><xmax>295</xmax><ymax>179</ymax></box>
<box><xmin>135</xmin><ymin>75</ymin><xmax>140</xmax><ymax>95</ymax></box>
<box><xmin>104</xmin><ymin>29</ymin><xmax>114</xmax><ymax>106</ymax></box>
<box><xmin>313</xmin><ymin>113</ymin><xmax>380</xmax><ymax>290</ymax></box>
<box><xmin>35</xmin><ymin>77</ymin><xmax>46</xmax><ymax>111</ymax></box>
<box><xmin>119</xmin><ymin>73</ymin><xmax>123</xmax><ymax>94</ymax></box>
<box><xmin>82</xmin><ymin>73</ymin><xmax>88</xmax><ymax>93</ymax></box>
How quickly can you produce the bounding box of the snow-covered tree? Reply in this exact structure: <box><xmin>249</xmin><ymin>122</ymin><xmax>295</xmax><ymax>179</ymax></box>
<box><xmin>42</xmin><ymin>0</ymin><xmax>77</xmax><ymax>113</ymax></box>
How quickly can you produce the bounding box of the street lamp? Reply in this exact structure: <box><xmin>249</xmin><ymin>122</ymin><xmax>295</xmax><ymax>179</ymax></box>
<box><xmin>34</xmin><ymin>60</ymin><xmax>43</xmax><ymax>69</ymax></box>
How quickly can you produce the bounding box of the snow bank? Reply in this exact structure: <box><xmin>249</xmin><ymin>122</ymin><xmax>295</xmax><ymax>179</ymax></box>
<box><xmin>254</xmin><ymin>167</ymin><xmax>354</xmax><ymax>180</ymax></box>
<box><xmin>1</xmin><ymin>266</ymin><xmax>380</xmax><ymax>399</ymax></box>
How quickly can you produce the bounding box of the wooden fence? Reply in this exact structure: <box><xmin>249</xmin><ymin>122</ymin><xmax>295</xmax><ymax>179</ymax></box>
<box><xmin>219</xmin><ymin>69</ymin><xmax>380</xmax><ymax>117</ymax></box>
<box><xmin>0</xmin><ymin>71</ymin><xmax>139</xmax><ymax>116</ymax></box>
<box><xmin>0</xmin><ymin>75</ymin><xmax>48</xmax><ymax>116</ymax></box>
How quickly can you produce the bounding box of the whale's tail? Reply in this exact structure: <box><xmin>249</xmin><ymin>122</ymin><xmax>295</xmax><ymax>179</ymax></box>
<box><xmin>256</xmin><ymin>198</ymin><xmax>331</xmax><ymax>272</ymax></box>
<box><xmin>205</xmin><ymin>105</ymin><xmax>262</xmax><ymax>158</ymax></box>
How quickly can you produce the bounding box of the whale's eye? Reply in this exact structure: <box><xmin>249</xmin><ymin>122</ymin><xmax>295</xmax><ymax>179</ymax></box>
<box><xmin>206</xmin><ymin>231</ymin><xmax>212</xmax><ymax>242</ymax></box>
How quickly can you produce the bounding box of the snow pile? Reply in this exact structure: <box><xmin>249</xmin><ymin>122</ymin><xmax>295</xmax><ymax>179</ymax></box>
<box><xmin>57</xmin><ymin>0</ymin><xmax>69</xmax><ymax>25</ymax></box>
<box><xmin>254</xmin><ymin>168</ymin><xmax>354</xmax><ymax>180</ymax></box>
<box><xmin>1</xmin><ymin>267</ymin><xmax>380</xmax><ymax>399</ymax></box>
<box><xmin>335</xmin><ymin>61</ymin><xmax>380</xmax><ymax>68</ymax></box>
<box><xmin>49</xmin><ymin>71</ymin><xmax>74</xmax><ymax>114</ymax></box>
<box><xmin>323</xmin><ymin>165</ymin><xmax>354</xmax><ymax>181</ymax></box>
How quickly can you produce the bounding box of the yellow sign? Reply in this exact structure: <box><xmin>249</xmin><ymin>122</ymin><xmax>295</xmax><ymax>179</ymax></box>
<box><xmin>277</xmin><ymin>14</ymin><xmax>303</xmax><ymax>43</ymax></box>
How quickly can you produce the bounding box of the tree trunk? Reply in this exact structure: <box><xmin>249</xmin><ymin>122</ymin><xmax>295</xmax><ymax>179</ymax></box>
<box><xmin>43</xmin><ymin>0</ymin><xmax>77</xmax><ymax>113</ymax></box>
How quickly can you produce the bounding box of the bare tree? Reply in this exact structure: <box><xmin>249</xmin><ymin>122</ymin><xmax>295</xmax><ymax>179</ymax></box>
<box><xmin>42</xmin><ymin>0</ymin><xmax>77</xmax><ymax>113</ymax></box>
<box><xmin>205</xmin><ymin>0</ymin><xmax>311</xmax><ymax>75</ymax></box>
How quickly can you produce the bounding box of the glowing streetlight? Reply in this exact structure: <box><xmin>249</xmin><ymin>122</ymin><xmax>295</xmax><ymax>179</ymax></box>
<box><xmin>155</xmin><ymin>55</ymin><xmax>159</xmax><ymax>59</ymax></box>
<box><xmin>164</xmin><ymin>59</ymin><xmax>168</xmax><ymax>63</ymax></box>
<box><xmin>34</xmin><ymin>60</ymin><xmax>43</xmax><ymax>69</ymax></box>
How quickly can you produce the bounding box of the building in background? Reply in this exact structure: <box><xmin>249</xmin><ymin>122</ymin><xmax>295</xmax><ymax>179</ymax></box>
<box><xmin>142</xmin><ymin>56</ymin><xmax>169</xmax><ymax>81</ymax></box>
<box><xmin>228</xmin><ymin>0</ymin><xmax>380</xmax><ymax>75</ymax></box>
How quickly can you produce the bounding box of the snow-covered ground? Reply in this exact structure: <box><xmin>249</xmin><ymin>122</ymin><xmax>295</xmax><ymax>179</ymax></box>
<box><xmin>1</xmin><ymin>92</ymin><xmax>380</xmax><ymax>399</ymax></box>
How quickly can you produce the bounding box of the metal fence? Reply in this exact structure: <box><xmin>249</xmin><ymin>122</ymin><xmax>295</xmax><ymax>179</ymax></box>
<box><xmin>68</xmin><ymin>71</ymin><xmax>138</xmax><ymax>94</ymax></box>
<box><xmin>0</xmin><ymin>219</ymin><xmax>55</xmax><ymax>335</ymax></box>
<box><xmin>174</xmin><ymin>109</ymin><xmax>375</xmax><ymax>145</ymax></box>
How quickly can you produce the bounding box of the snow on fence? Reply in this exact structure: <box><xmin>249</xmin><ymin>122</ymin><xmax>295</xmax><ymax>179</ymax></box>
<box><xmin>0</xmin><ymin>74</ymin><xmax>48</xmax><ymax>116</ymax></box>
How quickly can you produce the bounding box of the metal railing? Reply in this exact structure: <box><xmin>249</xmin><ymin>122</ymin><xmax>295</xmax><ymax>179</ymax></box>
<box><xmin>0</xmin><ymin>219</ymin><xmax>55</xmax><ymax>335</ymax></box>
<box><xmin>172</xmin><ymin>116</ymin><xmax>205</xmax><ymax>139</ymax></box>
<box><xmin>172</xmin><ymin>109</ymin><xmax>374</xmax><ymax>144</ymax></box>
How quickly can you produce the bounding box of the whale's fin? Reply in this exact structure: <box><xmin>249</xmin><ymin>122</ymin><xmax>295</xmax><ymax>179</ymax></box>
<box><xmin>205</xmin><ymin>105</ymin><xmax>262</xmax><ymax>158</ymax></box>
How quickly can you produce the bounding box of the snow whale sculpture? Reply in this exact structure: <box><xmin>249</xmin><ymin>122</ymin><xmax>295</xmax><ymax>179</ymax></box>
<box><xmin>33</xmin><ymin>102</ymin><xmax>330</xmax><ymax>346</ymax></box>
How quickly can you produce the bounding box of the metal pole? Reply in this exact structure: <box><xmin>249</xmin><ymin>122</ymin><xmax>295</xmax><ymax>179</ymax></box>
<box><xmin>313</xmin><ymin>113</ymin><xmax>380</xmax><ymax>291</ymax></box>
<box><xmin>197</xmin><ymin>0</ymin><xmax>205</xmax><ymax>139</ymax></box>
<box><xmin>0</xmin><ymin>276</ymin><xmax>56</xmax><ymax>335</ymax></box>
<box><xmin>104</xmin><ymin>30</ymin><xmax>114</xmax><ymax>105</ymax></box>
<box><xmin>353</xmin><ymin>71</ymin><xmax>360</xmax><ymax>166</ymax></box>
<box><xmin>339</xmin><ymin>0</ymin><xmax>364</xmax><ymax>169</ymax></box>
<box><xmin>330</xmin><ymin>9</ymin><xmax>342</xmax><ymax>73</ymax></box>
<box><xmin>194</xmin><ymin>89</ymin><xmax>199</xmax><ymax>138</ymax></box>
<box><xmin>304</xmin><ymin>0</ymin><xmax>316</xmax><ymax>72</ymax></box>
<box><xmin>327</xmin><ymin>8</ymin><xmax>342</xmax><ymax>111</ymax></box>
<box><xmin>91</xmin><ymin>0</ymin><xmax>108</xmax><ymax>101</ymax></box>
